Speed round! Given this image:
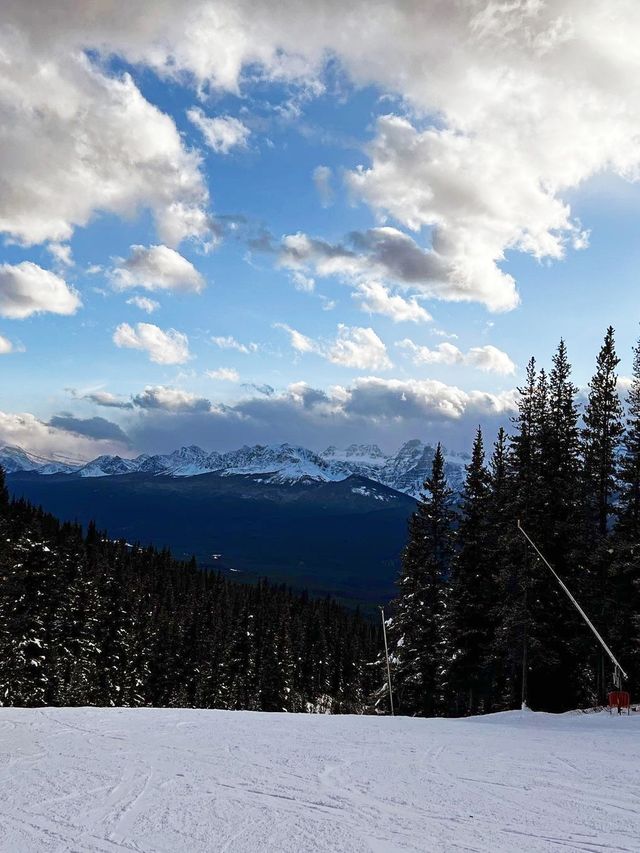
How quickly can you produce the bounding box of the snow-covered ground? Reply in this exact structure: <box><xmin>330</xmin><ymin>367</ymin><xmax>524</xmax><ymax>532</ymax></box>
<box><xmin>1</xmin><ymin>707</ymin><xmax>638</xmax><ymax>852</ymax></box>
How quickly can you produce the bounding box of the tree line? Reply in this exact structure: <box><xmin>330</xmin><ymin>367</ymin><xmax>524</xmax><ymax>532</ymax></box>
<box><xmin>387</xmin><ymin>328</ymin><xmax>640</xmax><ymax>716</ymax></box>
<box><xmin>0</xmin><ymin>479</ymin><xmax>379</xmax><ymax>712</ymax></box>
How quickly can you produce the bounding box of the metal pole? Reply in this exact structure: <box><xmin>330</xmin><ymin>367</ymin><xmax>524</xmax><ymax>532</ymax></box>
<box><xmin>516</xmin><ymin>520</ymin><xmax>627</xmax><ymax>681</ymax></box>
<box><xmin>379</xmin><ymin>606</ymin><xmax>394</xmax><ymax>716</ymax></box>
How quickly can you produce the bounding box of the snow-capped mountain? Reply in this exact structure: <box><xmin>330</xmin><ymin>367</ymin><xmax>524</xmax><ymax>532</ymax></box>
<box><xmin>0</xmin><ymin>445</ymin><xmax>78</xmax><ymax>475</ymax></box>
<box><xmin>1</xmin><ymin>440</ymin><xmax>470</xmax><ymax>497</ymax></box>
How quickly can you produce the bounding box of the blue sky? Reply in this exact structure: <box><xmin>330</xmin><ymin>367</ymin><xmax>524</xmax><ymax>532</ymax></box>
<box><xmin>1</xmin><ymin>1</ymin><xmax>639</xmax><ymax>459</ymax></box>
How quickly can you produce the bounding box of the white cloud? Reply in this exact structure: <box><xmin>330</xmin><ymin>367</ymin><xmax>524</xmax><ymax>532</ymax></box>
<box><xmin>338</xmin><ymin>376</ymin><xmax>517</xmax><ymax>421</ymax></box>
<box><xmin>466</xmin><ymin>345</ymin><xmax>517</xmax><ymax>376</ymax></box>
<box><xmin>206</xmin><ymin>368</ymin><xmax>240</xmax><ymax>382</ymax></box>
<box><xmin>0</xmin><ymin>262</ymin><xmax>81</xmax><ymax>319</ymax></box>
<box><xmin>112</xmin><ymin>245</ymin><xmax>205</xmax><ymax>293</ymax></box>
<box><xmin>0</xmin><ymin>335</ymin><xmax>15</xmax><ymax>354</ymax></box>
<box><xmin>113</xmin><ymin>322</ymin><xmax>191</xmax><ymax>364</ymax></box>
<box><xmin>127</xmin><ymin>296</ymin><xmax>160</xmax><ymax>314</ymax></box>
<box><xmin>354</xmin><ymin>281</ymin><xmax>431</xmax><ymax>323</ymax></box>
<box><xmin>0</xmin><ymin>409</ymin><xmax>128</xmax><ymax>459</ymax></box>
<box><xmin>132</xmin><ymin>385</ymin><xmax>211</xmax><ymax>412</ymax></box>
<box><xmin>0</xmin><ymin>26</ymin><xmax>209</xmax><ymax>247</ymax></box>
<box><xmin>274</xmin><ymin>323</ymin><xmax>318</xmax><ymax>354</ymax></box>
<box><xmin>275</xmin><ymin>322</ymin><xmax>392</xmax><ymax>370</ymax></box>
<box><xmin>3</xmin><ymin>1</ymin><xmax>640</xmax><ymax>313</ymax></box>
<box><xmin>328</xmin><ymin>325</ymin><xmax>392</xmax><ymax>370</ymax></box>
<box><xmin>312</xmin><ymin>165</ymin><xmax>333</xmax><ymax>207</ymax></box>
<box><xmin>69</xmin><ymin>389</ymin><xmax>134</xmax><ymax>409</ymax></box>
<box><xmin>48</xmin><ymin>243</ymin><xmax>73</xmax><ymax>267</ymax></box>
<box><xmin>212</xmin><ymin>335</ymin><xmax>258</xmax><ymax>354</ymax></box>
<box><xmin>290</xmin><ymin>270</ymin><xmax>315</xmax><ymax>292</ymax></box>
<box><xmin>187</xmin><ymin>107</ymin><xmax>250</xmax><ymax>154</ymax></box>
<box><xmin>398</xmin><ymin>339</ymin><xmax>516</xmax><ymax>375</ymax></box>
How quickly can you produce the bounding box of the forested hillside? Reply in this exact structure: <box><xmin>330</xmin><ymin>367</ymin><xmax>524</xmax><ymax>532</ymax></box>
<box><xmin>386</xmin><ymin>329</ymin><xmax>640</xmax><ymax>715</ymax></box>
<box><xmin>0</xmin><ymin>472</ymin><xmax>379</xmax><ymax>712</ymax></box>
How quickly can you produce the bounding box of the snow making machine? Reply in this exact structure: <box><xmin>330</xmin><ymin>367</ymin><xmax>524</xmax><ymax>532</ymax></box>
<box><xmin>517</xmin><ymin>521</ymin><xmax>631</xmax><ymax>714</ymax></box>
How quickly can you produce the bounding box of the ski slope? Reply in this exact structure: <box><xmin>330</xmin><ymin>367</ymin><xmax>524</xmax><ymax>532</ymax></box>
<box><xmin>1</xmin><ymin>707</ymin><xmax>638</xmax><ymax>852</ymax></box>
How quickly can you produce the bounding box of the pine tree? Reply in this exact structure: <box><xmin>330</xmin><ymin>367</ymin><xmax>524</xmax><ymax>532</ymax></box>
<box><xmin>491</xmin><ymin>359</ymin><xmax>540</xmax><ymax>710</ymax></box>
<box><xmin>389</xmin><ymin>444</ymin><xmax>454</xmax><ymax>716</ymax></box>
<box><xmin>582</xmin><ymin>326</ymin><xmax>624</xmax><ymax>702</ymax></box>
<box><xmin>583</xmin><ymin>327</ymin><xmax>624</xmax><ymax>538</ymax></box>
<box><xmin>448</xmin><ymin>428</ymin><xmax>494</xmax><ymax>715</ymax></box>
<box><xmin>611</xmin><ymin>333</ymin><xmax>640</xmax><ymax>686</ymax></box>
<box><xmin>617</xmin><ymin>333</ymin><xmax>640</xmax><ymax>544</ymax></box>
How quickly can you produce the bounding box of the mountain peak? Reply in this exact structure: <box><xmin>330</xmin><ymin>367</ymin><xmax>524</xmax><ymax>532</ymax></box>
<box><xmin>1</xmin><ymin>439</ymin><xmax>467</xmax><ymax>497</ymax></box>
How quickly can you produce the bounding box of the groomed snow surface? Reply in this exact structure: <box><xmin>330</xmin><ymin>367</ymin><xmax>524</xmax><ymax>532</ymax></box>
<box><xmin>1</xmin><ymin>707</ymin><xmax>639</xmax><ymax>852</ymax></box>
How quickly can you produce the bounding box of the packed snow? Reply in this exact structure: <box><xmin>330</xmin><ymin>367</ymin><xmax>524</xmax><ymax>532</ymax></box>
<box><xmin>1</xmin><ymin>706</ymin><xmax>638</xmax><ymax>852</ymax></box>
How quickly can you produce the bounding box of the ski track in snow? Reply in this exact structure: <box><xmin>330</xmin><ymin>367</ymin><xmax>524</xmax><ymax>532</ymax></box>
<box><xmin>0</xmin><ymin>708</ymin><xmax>638</xmax><ymax>852</ymax></box>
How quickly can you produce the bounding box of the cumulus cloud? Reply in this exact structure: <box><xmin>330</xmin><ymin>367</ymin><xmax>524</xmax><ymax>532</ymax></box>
<box><xmin>0</xmin><ymin>410</ymin><xmax>129</xmax><ymax>460</ymax></box>
<box><xmin>48</xmin><ymin>243</ymin><xmax>73</xmax><ymax>267</ymax></box>
<box><xmin>4</xmin><ymin>1</ymin><xmax>640</xmax><ymax>305</ymax></box>
<box><xmin>212</xmin><ymin>335</ymin><xmax>258</xmax><ymax>354</ymax></box>
<box><xmin>128</xmin><ymin>373</ymin><xmax>517</xmax><ymax>454</ymax></box>
<box><xmin>277</xmin><ymin>226</ymin><xmax>517</xmax><ymax>313</ymax></box>
<box><xmin>290</xmin><ymin>270</ymin><xmax>315</xmax><ymax>293</ymax></box>
<box><xmin>113</xmin><ymin>322</ymin><xmax>191</xmax><ymax>364</ymax></box>
<box><xmin>206</xmin><ymin>368</ymin><xmax>240</xmax><ymax>381</ymax></box>
<box><xmin>328</xmin><ymin>325</ymin><xmax>392</xmax><ymax>370</ymax></box>
<box><xmin>0</xmin><ymin>25</ymin><xmax>209</xmax><ymax>247</ymax></box>
<box><xmin>0</xmin><ymin>335</ymin><xmax>15</xmax><ymax>354</ymax></box>
<box><xmin>48</xmin><ymin>414</ymin><xmax>131</xmax><ymax>445</ymax></box>
<box><xmin>312</xmin><ymin>165</ymin><xmax>333</xmax><ymax>207</ymax></box>
<box><xmin>0</xmin><ymin>262</ymin><xmax>81</xmax><ymax>319</ymax></box>
<box><xmin>187</xmin><ymin>107</ymin><xmax>250</xmax><ymax>154</ymax></box>
<box><xmin>275</xmin><ymin>322</ymin><xmax>392</xmax><ymax>370</ymax></box>
<box><xmin>127</xmin><ymin>295</ymin><xmax>160</xmax><ymax>314</ymax></box>
<box><xmin>354</xmin><ymin>280</ymin><xmax>432</xmax><ymax>323</ymax></box>
<box><xmin>397</xmin><ymin>339</ymin><xmax>516</xmax><ymax>375</ymax></box>
<box><xmin>339</xmin><ymin>376</ymin><xmax>517</xmax><ymax>421</ymax></box>
<box><xmin>112</xmin><ymin>245</ymin><xmax>205</xmax><ymax>294</ymax></box>
<box><xmin>132</xmin><ymin>385</ymin><xmax>212</xmax><ymax>412</ymax></box>
<box><xmin>274</xmin><ymin>323</ymin><xmax>318</xmax><ymax>354</ymax></box>
<box><xmin>68</xmin><ymin>389</ymin><xmax>134</xmax><ymax>410</ymax></box>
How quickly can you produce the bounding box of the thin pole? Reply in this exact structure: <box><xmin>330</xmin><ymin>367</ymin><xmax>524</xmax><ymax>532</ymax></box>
<box><xmin>516</xmin><ymin>520</ymin><xmax>627</xmax><ymax>681</ymax></box>
<box><xmin>521</xmin><ymin>580</ymin><xmax>528</xmax><ymax>709</ymax></box>
<box><xmin>379</xmin><ymin>606</ymin><xmax>394</xmax><ymax>716</ymax></box>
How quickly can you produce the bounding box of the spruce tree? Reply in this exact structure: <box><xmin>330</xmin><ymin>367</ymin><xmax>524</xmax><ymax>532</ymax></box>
<box><xmin>389</xmin><ymin>444</ymin><xmax>454</xmax><ymax>716</ymax></box>
<box><xmin>611</xmin><ymin>333</ymin><xmax>640</xmax><ymax>686</ymax></box>
<box><xmin>491</xmin><ymin>359</ymin><xmax>540</xmax><ymax>710</ymax></box>
<box><xmin>582</xmin><ymin>326</ymin><xmax>624</xmax><ymax>702</ymax></box>
<box><xmin>583</xmin><ymin>327</ymin><xmax>624</xmax><ymax>538</ymax></box>
<box><xmin>448</xmin><ymin>428</ymin><xmax>494</xmax><ymax>715</ymax></box>
<box><xmin>617</xmin><ymin>334</ymin><xmax>640</xmax><ymax>544</ymax></box>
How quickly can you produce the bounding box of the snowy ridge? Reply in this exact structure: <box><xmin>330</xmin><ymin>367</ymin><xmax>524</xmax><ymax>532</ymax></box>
<box><xmin>1</xmin><ymin>439</ymin><xmax>470</xmax><ymax>497</ymax></box>
<box><xmin>1</xmin><ymin>706</ymin><xmax>638</xmax><ymax>852</ymax></box>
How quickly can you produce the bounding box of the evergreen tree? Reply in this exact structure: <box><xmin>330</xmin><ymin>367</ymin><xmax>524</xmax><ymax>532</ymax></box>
<box><xmin>617</xmin><ymin>333</ymin><xmax>640</xmax><ymax>544</ymax></box>
<box><xmin>611</xmin><ymin>333</ymin><xmax>640</xmax><ymax>686</ymax></box>
<box><xmin>448</xmin><ymin>428</ymin><xmax>494</xmax><ymax>715</ymax></box>
<box><xmin>389</xmin><ymin>444</ymin><xmax>454</xmax><ymax>716</ymax></box>
<box><xmin>0</xmin><ymin>470</ymin><xmax>378</xmax><ymax>713</ymax></box>
<box><xmin>491</xmin><ymin>358</ymin><xmax>540</xmax><ymax>710</ymax></box>
<box><xmin>582</xmin><ymin>327</ymin><xmax>624</xmax><ymax>701</ymax></box>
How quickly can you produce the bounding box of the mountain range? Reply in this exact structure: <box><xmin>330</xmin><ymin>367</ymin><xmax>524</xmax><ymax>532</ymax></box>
<box><xmin>0</xmin><ymin>439</ymin><xmax>469</xmax><ymax>497</ymax></box>
<box><xmin>2</xmin><ymin>440</ymin><xmax>470</xmax><ymax>606</ymax></box>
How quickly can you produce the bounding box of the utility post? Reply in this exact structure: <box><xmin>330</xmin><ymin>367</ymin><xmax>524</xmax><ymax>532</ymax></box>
<box><xmin>379</xmin><ymin>606</ymin><xmax>394</xmax><ymax>717</ymax></box>
<box><xmin>516</xmin><ymin>520</ymin><xmax>628</xmax><ymax>703</ymax></box>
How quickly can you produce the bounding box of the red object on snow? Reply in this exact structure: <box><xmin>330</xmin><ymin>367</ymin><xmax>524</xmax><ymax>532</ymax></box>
<box><xmin>608</xmin><ymin>691</ymin><xmax>631</xmax><ymax>714</ymax></box>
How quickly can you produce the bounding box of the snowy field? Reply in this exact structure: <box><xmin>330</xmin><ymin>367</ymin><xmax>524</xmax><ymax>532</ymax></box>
<box><xmin>1</xmin><ymin>707</ymin><xmax>639</xmax><ymax>852</ymax></box>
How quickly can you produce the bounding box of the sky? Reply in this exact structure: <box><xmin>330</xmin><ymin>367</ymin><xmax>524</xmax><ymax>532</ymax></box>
<box><xmin>1</xmin><ymin>0</ymin><xmax>640</xmax><ymax>460</ymax></box>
